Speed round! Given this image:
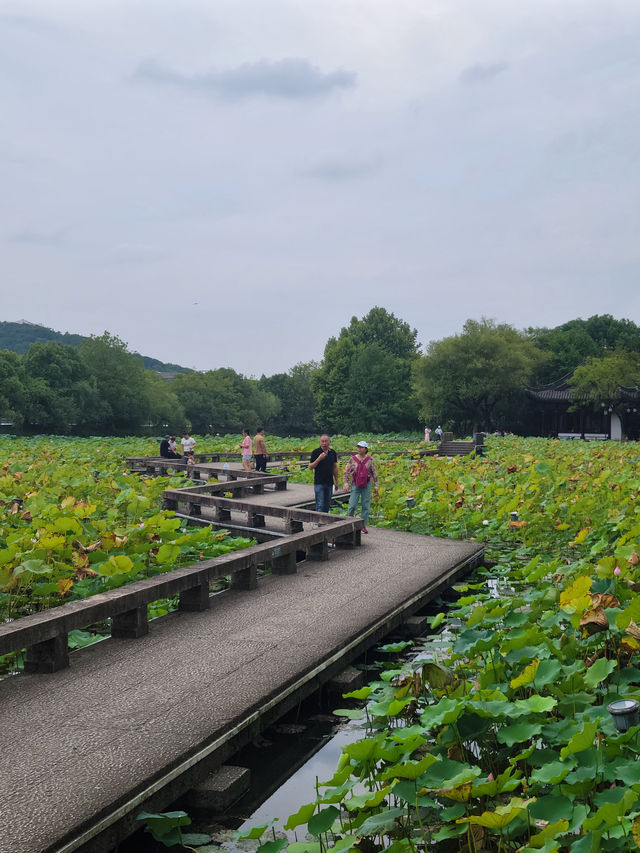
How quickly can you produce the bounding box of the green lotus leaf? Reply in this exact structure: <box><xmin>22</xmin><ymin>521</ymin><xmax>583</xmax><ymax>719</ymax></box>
<box><xmin>583</xmin><ymin>788</ymin><xmax>638</xmax><ymax>831</ymax></box>
<box><xmin>307</xmin><ymin>806</ymin><xmax>340</xmax><ymax>836</ymax></box>
<box><xmin>420</xmin><ymin>696</ymin><xmax>464</xmax><ymax>729</ymax></box>
<box><xmin>418</xmin><ymin>757</ymin><xmax>480</xmax><ymax>790</ymax></box>
<box><xmin>514</xmin><ymin>695</ymin><xmax>557</xmax><ymax>715</ymax></box>
<box><xmin>529</xmin><ymin>795</ymin><xmax>574</xmax><ymax>824</ymax></box>
<box><xmin>533</xmin><ymin>658</ymin><xmax>563</xmax><ymax>689</ymax></box>
<box><xmin>156</xmin><ymin>543</ymin><xmax>180</xmax><ymax>563</ymax></box>
<box><xmin>431</xmin><ymin>823</ymin><xmax>467</xmax><ymax>840</ymax></box>
<box><xmin>530</xmin><ymin>760</ymin><xmax>576</xmax><ymax>785</ymax></box>
<box><xmin>342</xmin><ymin>686</ymin><xmax>372</xmax><ymax>700</ymax></box>
<box><xmin>286</xmin><ymin>843</ymin><xmax>321</xmax><ymax>853</ymax></box>
<box><xmin>283</xmin><ymin>803</ymin><xmax>315</xmax><ymax>831</ymax></box>
<box><xmin>380</xmin><ymin>754</ymin><xmax>437</xmax><ymax>780</ymax></box>
<box><xmin>345</xmin><ymin>785</ymin><xmax>394</xmax><ymax>811</ymax></box>
<box><xmin>332</xmin><ymin>708</ymin><xmax>365</xmax><ymax>720</ymax></box>
<box><xmin>497</xmin><ymin>720</ymin><xmax>544</xmax><ymax>747</ymax></box>
<box><xmin>583</xmin><ymin>658</ymin><xmax>617</xmax><ymax>689</ymax></box>
<box><xmin>356</xmin><ymin>807</ymin><xmax>407</xmax><ymax>836</ymax></box>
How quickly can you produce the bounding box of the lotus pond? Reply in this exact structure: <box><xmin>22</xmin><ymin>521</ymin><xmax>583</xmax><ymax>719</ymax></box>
<box><xmin>5</xmin><ymin>434</ymin><xmax>640</xmax><ymax>852</ymax></box>
<box><xmin>234</xmin><ymin>436</ymin><xmax>640</xmax><ymax>853</ymax></box>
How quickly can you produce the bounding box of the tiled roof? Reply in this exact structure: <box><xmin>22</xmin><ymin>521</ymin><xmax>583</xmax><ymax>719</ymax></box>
<box><xmin>526</xmin><ymin>374</ymin><xmax>640</xmax><ymax>404</ymax></box>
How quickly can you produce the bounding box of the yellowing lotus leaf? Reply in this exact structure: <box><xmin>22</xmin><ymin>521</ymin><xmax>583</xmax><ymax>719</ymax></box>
<box><xmin>458</xmin><ymin>797</ymin><xmax>535</xmax><ymax>828</ymax></box>
<box><xmin>528</xmin><ymin>819</ymin><xmax>570</xmax><ymax>848</ymax></box>
<box><xmin>510</xmin><ymin>659</ymin><xmax>540</xmax><ymax>689</ymax></box>
<box><xmin>57</xmin><ymin>578</ymin><xmax>73</xmax><ymax>595</ymax></box>
<box><xmin>559</xmin><ymin>575</ymin><xmax>592</xmax><ymax>614</ymax></box>
<box><xmin>439</xmin><ymin>782</ymin><xmax>472</xmax><ymax>802</ymax></box>
<box><xmin>570</xmin><ymin>528</ymin><xmax>591</xmax><ymax>546</ymax></box>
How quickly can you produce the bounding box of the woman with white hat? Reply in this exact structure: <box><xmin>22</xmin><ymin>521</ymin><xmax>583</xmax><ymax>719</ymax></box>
<box><xmin>342</xmin><ymin>441</ymin><xmax>379</xmax><ymax>534</ymax></box>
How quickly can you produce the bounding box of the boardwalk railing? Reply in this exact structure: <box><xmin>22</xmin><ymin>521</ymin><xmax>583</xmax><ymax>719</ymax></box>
<box><xmin>0</xmin><ymin>512</ymin><xmax>362</xmax><ymax>674</ymax></box>
<box><xmin>2</xmin><ymin>456</ymin><xmax>362</xmax><ymax>675</ymax></box>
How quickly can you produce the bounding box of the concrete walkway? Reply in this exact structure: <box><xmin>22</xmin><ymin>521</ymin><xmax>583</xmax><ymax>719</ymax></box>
<box><xmin>1</xmin><ymin>528</ymin><xmax>482</xmax><ymax>853</ymax></box>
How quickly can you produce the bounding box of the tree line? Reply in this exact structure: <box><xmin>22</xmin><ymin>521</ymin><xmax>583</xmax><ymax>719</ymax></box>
<box><xmin>1</xmin><ymin>310</ymin><xmax>640</xmax><ymax>436</ymax></box>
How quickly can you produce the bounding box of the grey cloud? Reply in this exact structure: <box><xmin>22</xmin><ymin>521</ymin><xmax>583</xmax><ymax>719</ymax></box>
<box><xmin>305</xmin><ymin>159</ymin><xmax>379</xmax><ymax>181</ymax></box>
<box><xmin>133</xmin><ymin>57</ymin><xmax>356</xmax><ymax>100</ymax></box>
<box><xmin>9</xmin><ymin>228</ymin><xmax>66</xmax><ymax>247</ymax></box>
<box><xmin>459</xmin><ymin>62</ymin><xmax>508</xmax><ymax>84</ymax></box>
<box><xmin>0</xmin><ymin>13</ymin><xmax>59</xmax><ymax>35</ymax></box>
<box><xmin>103</xmin><ymin>244</ymin><xmax>165</xmax><ymax>265</ymax></box>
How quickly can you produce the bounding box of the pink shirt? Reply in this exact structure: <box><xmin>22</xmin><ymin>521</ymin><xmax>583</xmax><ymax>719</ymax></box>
<box><xmin>241</xmin><ymin>436</ymin><xmax>252</xmax><ymax>455</ymax></box>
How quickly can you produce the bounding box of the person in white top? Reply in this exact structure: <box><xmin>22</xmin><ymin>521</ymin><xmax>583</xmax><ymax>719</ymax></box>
<box><xmin>181</xmin><ymin>432</ymin><xmax>196</xmax><ymax>457</ymax></box>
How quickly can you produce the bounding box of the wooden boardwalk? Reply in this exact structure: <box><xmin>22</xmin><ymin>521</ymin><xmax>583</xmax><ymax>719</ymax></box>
<box><xmin>0</xmin><ymin>462</ymin><xmax>484</xmax><ymax>853</ymax></box>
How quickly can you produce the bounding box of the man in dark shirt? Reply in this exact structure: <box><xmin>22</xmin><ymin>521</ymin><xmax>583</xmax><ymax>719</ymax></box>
<box><xmin>159</xmin><ymin>436</ymin><xmax>171</xmax><ymax>458</ymax></box>
<box><xmin>309</xmin><ymin>434</ymin><xmax>339</xmax><ymax>513</ymax></box>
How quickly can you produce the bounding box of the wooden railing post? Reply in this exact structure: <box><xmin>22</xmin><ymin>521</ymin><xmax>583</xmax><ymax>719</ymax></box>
<box><xmin>230</xmin><ymin>566</ymin><xmax>258</xmax><ymax>590</ymax></box>
<box><xmin>111</xmin><ymin>606</ymin><xmax>149</xmax><ymax>639</ymax></box>
<box><xmin>25</xmin><ymin>634</ymin><xmax>69</xmax><ymax>673</ymax></box>
<box><xmin>179</xmin><ymin>583</ymin><xmax>210</xmax><ymax>612</ymax></box>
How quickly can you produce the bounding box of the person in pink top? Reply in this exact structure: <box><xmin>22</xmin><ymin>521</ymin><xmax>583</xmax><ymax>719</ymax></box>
<box><xmin>239</xmin><ymin>428</ymin><xmax>252</xmax><ymax>471</ymax></box>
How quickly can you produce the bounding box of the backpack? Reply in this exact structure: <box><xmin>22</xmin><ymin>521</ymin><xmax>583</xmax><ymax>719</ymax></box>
<box><xmin>352</xmin><ymin>455</ymin><xmax>371</xmax><ymax>488</ymax></box>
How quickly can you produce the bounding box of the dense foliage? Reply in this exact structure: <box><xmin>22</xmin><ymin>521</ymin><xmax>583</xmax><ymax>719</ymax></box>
<box><xmin>234</xmin><ymin>436</ymin><xmax>640</xmax><ymax>853</ymax></box>
<box><xmin>313</xmin><ymin>308</ymin><xmax>420</xmax><ymax>433</ymax></box>
<box><xmin>0</xmin><ymin>436</ymin><xmax>253</xmax><ymax>636</ymax></box>
<box><xmin>4</xmin><ymin>311</ymin><xmax>640</xmax><ymax>438</ymax></box>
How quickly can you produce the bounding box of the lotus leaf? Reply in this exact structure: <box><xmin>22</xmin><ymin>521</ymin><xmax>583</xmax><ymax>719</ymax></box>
<box><xmin>307</xmin><ymin>806</ymin><xmax>340</xmax><ymax>836</ymax></box>
<box><xmin>583</xmin><ymin>788</ymin><xmax>638</xmax><ymax>830</ymax></box>
<box><xmin>345</xmin><ymin>784</ymin><xmax>394</xmax><ymax>811</ymax></box>
<box><xmin>283</xmin><ymin>803</ymin><xmax>316</xmax><ymax>830</ymax></box>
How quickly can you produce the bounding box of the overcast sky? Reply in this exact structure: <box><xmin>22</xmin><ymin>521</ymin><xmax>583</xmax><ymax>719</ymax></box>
<box><xmin>2</xmin><ymin>0</ymin><xmax>640</xmax><ymax>375</ymax></box>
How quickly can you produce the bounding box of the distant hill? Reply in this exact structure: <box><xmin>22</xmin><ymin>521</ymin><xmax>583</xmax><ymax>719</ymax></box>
<box><xmin>0</xmin><ymin>321</ymin><xmax>191</xmax><ymax>375</ymax></box>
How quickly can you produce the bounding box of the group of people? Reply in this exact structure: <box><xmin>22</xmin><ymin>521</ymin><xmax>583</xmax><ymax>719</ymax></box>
<box><xmin>309</xmin><ymin>434</ymin><xmax>379</xmax><ymax>533</ymax></box>
<box><xmin>159</xmin><ymin>432</ymin><xmax>196</xmax><ymax>460</ymax></box>
<box><xmin>159</xmin><ymin>429</ymin><xmax>379</xmax><ymax>532</ymax></box>
<box><xmin>238</xmin><ymin>428</ymin><xmax>268</xmax><ymax>472</ymax></box>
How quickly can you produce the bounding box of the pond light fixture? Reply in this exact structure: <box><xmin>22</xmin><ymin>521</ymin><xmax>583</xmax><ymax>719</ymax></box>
<box><xmin>607</xmin><ymin>698</ymin><xmax>640</xmax><ymax>732</ymax></box>
<box><xmin>406</xmin><ymin>497</ymin><xmax>415</xmax><ymax>508</ymax></box>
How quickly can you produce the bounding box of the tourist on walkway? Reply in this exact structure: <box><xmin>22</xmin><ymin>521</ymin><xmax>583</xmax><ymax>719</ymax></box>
<box><xmin>254</xmin><ymin>427</ymin><xmax>268</xmax><ymax>472</ymax></box>
<box><xmin>343</xmin><ymin>441</ymin><xmax>379</xmax><ymax>534</ymax></box>
<box><xmin>180</xmin><ymin>432</ymin><xmax>196</xmax><ymax>458</ymax></box>
<box><xmin>309</xmin><ymin>434</ymin><xmax>338</xmax><ymax>513</ymax></box>
<box><xmin>239</xmin><ymin>428</ymin><xmax>252</xmax><ymax>472</ymax></box>
<box><xmin>435</xmin><ymin>425</ymin><xmax>443</xmax><ymax>442</ymax></box>
<box><xmin>160</xmin><ymin>435</ymin><xmax>181</xmax><ymax>459</ymax></box>
<box><xmin>424</xmin><ymin>426</ymin><xmax>431</xmax><ymax>442</ymax></box>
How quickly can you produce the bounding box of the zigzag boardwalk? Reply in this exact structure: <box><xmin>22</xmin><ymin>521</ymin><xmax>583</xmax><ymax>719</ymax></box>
<box><xmin>0</xmin><ymin>460</ymin><xmax>483</xmax><ymax>853</ymax></box>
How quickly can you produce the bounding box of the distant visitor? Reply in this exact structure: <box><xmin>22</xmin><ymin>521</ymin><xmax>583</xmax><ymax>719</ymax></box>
<box><xmin>254</xmin><ymin>428</ymin><xmax>268</xmax><ymax>472</ymax></box>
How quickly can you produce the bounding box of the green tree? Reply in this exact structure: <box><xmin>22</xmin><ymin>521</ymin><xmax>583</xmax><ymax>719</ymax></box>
<box><xmin>79</xmin><ymin>333</ymin><xmax>151</xmax><ymax>433</ymax></box>
<box><xmin>173</xmin><ymin>368</ymin><xmax>279</xmax><ymax>434</ymax></box>
<box><xmin>259</xmin><ymin>361</ymin><xmax>319</xmax><ymax>435</ymax></box>
<box><xmin>0</xmin><ymin>350</ymin><xmax>27</xmax><ymax>429</ymax></box>
<box><xmin>413</xmin><ymin>318</ymin><xmax>546</xmax><ymax>434</ymax></box>
<box><xmin>530</xmin><ymin>315</ymin><xmax>640</xmax><ymax>382</ymax></box>
<box><xmin>569</xmin><ymin>350</ymin><xmax>640</xmax><ymax>406</ymax></box>
<box><xmin>314</xmin><ymin>308</ymin><xmax>419</xmax><ymax>433</ymax></box>
<box><xmin>144</xmin><ymin>372</ymin><xmax>186</xmax><ymax>434</ymax></box>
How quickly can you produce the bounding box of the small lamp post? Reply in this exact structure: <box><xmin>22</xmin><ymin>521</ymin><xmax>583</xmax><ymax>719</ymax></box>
<box><xmin>607</xmin><ymin>699</ymin><xmax>640</xmax><ymax>732</ymax></box>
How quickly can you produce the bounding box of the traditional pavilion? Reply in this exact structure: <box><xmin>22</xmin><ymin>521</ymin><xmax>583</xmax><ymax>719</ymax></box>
<box><xmin>525</xmin><ymin>374</ymin><xmax>640</xmax><ymax>440</ymax></box>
